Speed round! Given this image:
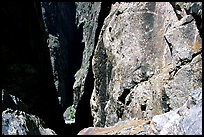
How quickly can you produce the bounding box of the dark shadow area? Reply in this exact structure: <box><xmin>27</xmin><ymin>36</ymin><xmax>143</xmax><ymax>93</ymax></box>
<box><xmin>68</xmin><ymin>1</ymin><xmax>114</xmax><ymax>133</ymax></box>
<box><xmin>94</xmin><ymin>2</ymin><xmax>112</xmax><ymax>48</ymax></box>
<box><xmin>41</xmin><ymin>2</ymin><xmax>84</xmax><ymax>111</ymax></box>
<box><xmin>74</xmin><ymin>64</ymin><xmax>94</xmax><ymax>135</ymax></box>
<box><xmin>118</xmin><ymin>89</ymin><xmax>131</xmax><ymax>104</ymax></box>
<box><xmin>1</xmin><ymin>1</ymin><xmax>113</xmax><ymax>135</ymax></box>
<box><xmin>1</xmin><ymin>2</ymin><xmax>66</xmax><ymax>135</ymax></box>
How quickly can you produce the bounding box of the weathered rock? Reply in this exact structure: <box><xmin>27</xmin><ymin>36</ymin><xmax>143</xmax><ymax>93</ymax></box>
<box><xmin>78</xmin><ymin>88</ymin><xmax>202</xmax><ymax>135</ymax></box>
<box><xmin>170</xmin><ymin>2</ymin><xmax>202</xmax><ymax>35</ymax></box>
<box><xmin>78</xmin><ymin>118</ymin><xmax>152</xmax><ymax>135</ymax></box>
<box><xmin>91</xmin><ymin>2</ymin><xmax>202</xmax><ymax>128</ymax></box>
<box><xmin>151</xmin><ymin>88</ymin><xmax>202</xmax><ymax>135</ymax></box>
<box><xmin>41</xmin><ymin>2</ymin><xmax>102</xmax><ymax>125</ymax></box>
<box><xmin>72</xmin><ymin>2</ymin><xmax>101</xmax><ymax>107</ymax></box>
<box><xmin>2</xmin><ymin>108</ymin><xmax>57</xmax><ymax>135</ymax></box>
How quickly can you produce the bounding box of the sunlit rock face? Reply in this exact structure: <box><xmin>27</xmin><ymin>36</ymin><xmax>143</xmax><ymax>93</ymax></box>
<box><xmin>78</xmin><ymin>88</ymin><xmax>202</xmax><ymax>135</ymax></box>
<box><xmin>90</xmin><ymin>2</ymin><xmax>202</xmax><ymax>128</ymax></box>
<box><xmin>1</xmin><ymin>1</ymin><xmax>202</xmax><ymax>135</ymax></box>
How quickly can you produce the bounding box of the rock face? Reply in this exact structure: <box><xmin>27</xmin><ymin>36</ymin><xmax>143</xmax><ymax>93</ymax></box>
<box><xmin>40</xmin><ymin>2</ymin><xmax>103</xmax><ymax>129</ymax></box>
<box><xmin>2</xmin><ymin>109</ymin><xmax>56</xmax><ymax>135</ymax></box>
<box><xmin>78</xmin><ymin>88</ymin><xmax>202</xmax><ymax>135</ymax></box>
<box><xmin>90</xmin><ymin>2</ymin><xmax>202</xmax><ymax>127</ymax></box>
<box><xmin>1</xmin><ymin>1</ymin><xmax>202</xmax><ymax>135</ymax></box>
<box><xmin>151</xmin><ymin>88</ymin><xmax>202</xmax><ymax>135</ymax></box>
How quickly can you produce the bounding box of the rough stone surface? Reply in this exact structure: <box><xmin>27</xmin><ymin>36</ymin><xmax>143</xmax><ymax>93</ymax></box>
<box><xmin>2</xmin><ymin>108</ymin><xmax>57</xmax><ymax>135</ymax></box>
<box><xmin>2</xmin><ymin>2</ymin><xmax>202</xmax><ymax>135</ymax></box>
<box><xmin>151</xmin><ymin>88</ymin><xmax>202</xmax><ymax>135</ymax></box>
<box><xmin>41</xmin><ymin>2</ymin><xmax>102</xmax><ymax>125</ymax></box>
<box><xmin>170</xmin><ymin>2</ymin><xmax>202</xmax><ymax>32</ymax></box>
<box><xmin>78</xmin><ymin>88</ymin><xmax>202</xmax><ymax>135</ymax></box>
<box><xmin>90</xmin><ymin>2</ymin><xmax>202</xmax><ymax>128</ymax></box>
<box><xmin>78</xmin><ymin>118</ymin><xmax>152</xmax><ymax>135</ymax></box>
<box><xmin>72</xmin><ymin>2</ymin><xmax>101</xmax><ymax>107</ymax></box>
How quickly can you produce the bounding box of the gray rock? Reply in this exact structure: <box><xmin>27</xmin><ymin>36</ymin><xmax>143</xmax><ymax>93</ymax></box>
<box><xmin>90</xmin><ymin>2</ymin><xmax>202</xmax><ymax>128</ymax></box>
<box><xmin>73</xmin><ymin>2</ymin><xmax>101</xmax><ymax>106</ymax></box>
<box><xmin>170</xmin><ymin>2</ymin><xmax>202</xmax><ymax>34</ymax></box>
<box><xmin>77</xmin><ymin>88</ymin><xmax>202</xmax><ymax>135</ymax></box>
<box><xmin>151</xmin><ymin>88</ymin><xmax>202</xmax><ymax>135</ymax></box>
<box><xmin>63</xmin><ymin>2</ymin><xmax>102</xmax><ymax>124</ymax></box>
<box><xmin>2</xmin><ymin>108</ymin><xmax>57</xmax><ymax>135</ymax></box>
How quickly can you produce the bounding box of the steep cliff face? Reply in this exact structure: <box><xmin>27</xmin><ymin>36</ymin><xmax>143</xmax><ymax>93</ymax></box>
<box><xmin>90</xmin><ymin>2</ymin><xmax>202</xmax><ymax>127</ymax></box>
<box><xmin>1</xmin><ymin>2</ymin><xmax>202</xmax><ymax>135</ymax></box>
<box><xmin>40</xmin><ymin>2</ymin><xmax>103</xmax><ymax>131</ymax></box>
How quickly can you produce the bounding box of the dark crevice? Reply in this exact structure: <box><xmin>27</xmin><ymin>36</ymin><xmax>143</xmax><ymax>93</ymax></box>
<box><xmin>116</xmin><ymin>104</ymin><xmax>124</xmax><ymax>119</ymax></box>
<box><xmin>169</xmin><ymin>63</ymin><xmax>181</xmax><ymax>79</ymax></box>
<box><xmin>164</xmin><ymin>36</ymin><xmax>173</xmax><ymax>56</ymax></box>
<box><xmin>1</xmin><ymin>2</ymin><xmax>66</xmax><ymax>135</ymax></box>
<box><xmin>70</xmin><ymin>1</ymin><xmax>113</xmax><ymax>134</ymax></box>
<box><xmin>192</xmin><ymin>50</ymin><xmax>202</xmax><ymax>59</ymax></box>
<box><xmin>169</xmin><ymin>50</ymin><xmax>202</xmax><ymax>79</ymax></box>
<box><xmin>94</xmin><ymin>2</ymin><xmax>112</xmax><ymax>49</ymax></box>
<box><xmin>116</xmin><ymin>10</ymin><xmax>123</xmax><ymax>16</ymax></box>
<box><xmin>74</xmin><ymin>64</ymin><xmax>94</xmax><ymax>135</ymax></box>
<box><xmin>141</xmin><ymin>104</ymin><xmax>147</xmax><ymax>111</ymax></box>
<box><xmin>170</xmin><ymin>2</ymin><xmax>183</xmax><ymax>20</ymax></box>
<box><xmin>118</xmin><ymin>89</ymin><xmax>131</xmax><ymax>104</ymax></box>
<box><xmin>192</xmin><ymin>14</ymin><xmax>202</xmax><ymax>37</ymax></box>
<box><xmin>180</xmin><ymin>18</ymin><xmax>194</xmax><ymax>26</ymax></box>
<box><xmin>126</xmin><ymin>100</ymin><xmax>131</xmax><ymax>106</ymax></box>
<box><xmin>161</xmin><ymin>89</ymin><xmax>172</xmax><ymax>113</ymax></box>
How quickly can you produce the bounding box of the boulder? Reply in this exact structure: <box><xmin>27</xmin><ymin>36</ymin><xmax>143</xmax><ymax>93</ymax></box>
<box><xmin>2</xmin><ymin>108</ymin><xmax>57</xmax><ymax>135</ymax></box>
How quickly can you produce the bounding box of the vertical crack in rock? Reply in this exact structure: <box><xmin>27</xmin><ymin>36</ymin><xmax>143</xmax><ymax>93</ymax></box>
<box><xmin>74</xmin><ymin>64</ymin><xmax>94</xmax><ymax>134</ymax></box>
<box><xmin>41</xmin><ymin>2</ymin><xmax>85</xmax><ymax>111</ymax></box>
<box><xmin>164</xmin><ymin>36</ymin><xmax>173</xmax><ymax>57</ymax></box>
<box><xmin>73</xmin><ymin>2</ymin><xmax>113</xmax><ymax>131</ymax></box>
<box><xmin>90</xmin><ymin>2</ymin><xmax>114</xmax><ymax>127</ymax></box>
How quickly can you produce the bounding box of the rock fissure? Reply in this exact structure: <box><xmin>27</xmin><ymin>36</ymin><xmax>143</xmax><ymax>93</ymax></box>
<box><xmin>169</xmin><ymin>50</ymin><xmax>202</xmax><ymax>79</ymax></box>
<box><xmin>2</xmin><ymin>2</ymin><xmax>202</xmax><ymax>135</ymax></box>
<box><xmin>164</xmin><ymin>36</ymin><xmax>173</xmax><ymax>56</ymax></box>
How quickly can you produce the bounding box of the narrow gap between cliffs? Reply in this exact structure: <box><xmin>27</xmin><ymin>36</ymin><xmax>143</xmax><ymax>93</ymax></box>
<box><xmin>72</xmin><ymin>2</ymin><xmax>113</xmax><ymax>135</ymax></box>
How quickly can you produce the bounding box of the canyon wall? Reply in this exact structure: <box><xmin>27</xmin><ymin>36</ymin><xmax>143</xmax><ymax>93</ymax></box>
<box><xmin>90</xmin><ymin>2</ymin><xmax>202</xmax><ymax>127</ymax></box>
<box><xmin>1</xmin><ymin>2</ymin><xmax>202</xmax><ymax>135</ymax></box>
